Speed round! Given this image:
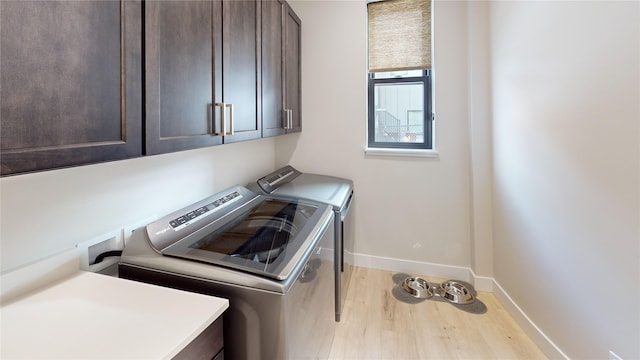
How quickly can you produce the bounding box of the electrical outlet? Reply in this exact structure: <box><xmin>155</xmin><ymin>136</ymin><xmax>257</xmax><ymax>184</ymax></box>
<box><xmin>77</xmin><ymin>230</ymin><xmax>123</xmax><ymax>272</ymax></box>
<box><xmin>609</xmin><ymin>350</ymin><xmax>623</xmax><ymax>360</ymax></box>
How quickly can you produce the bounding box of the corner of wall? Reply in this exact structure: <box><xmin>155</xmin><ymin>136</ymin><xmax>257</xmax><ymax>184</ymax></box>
<box><xmin>466</xmin><ymin>0</ymin><xmax>495</xmax><ymax>280</ymax></box>
<box><xmin>492</xmin><ymin>280</ymin><xmax>570</xmax><ymax>360</ymax></box>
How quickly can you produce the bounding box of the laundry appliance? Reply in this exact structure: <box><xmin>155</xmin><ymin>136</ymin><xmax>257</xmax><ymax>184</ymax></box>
<box><xmin>248</xmin><ymin>165</ymin><xmax>354</xmax><ymax>321</ymax></box>
<box><xmin>119</xmin><ymin>185</ymin><xmax>336</xmax><ymax>359</ymax></box>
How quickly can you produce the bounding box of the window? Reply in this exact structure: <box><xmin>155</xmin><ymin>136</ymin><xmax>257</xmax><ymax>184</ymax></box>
<box><xmin>368</xmin><ymin>70</ymin><xmax>432</xmax><ymax>148</ymax></box>
<box><xmin>367</xmin><ymin>0</ymin><xmax>432</xmax><ymax>150</ymax></box>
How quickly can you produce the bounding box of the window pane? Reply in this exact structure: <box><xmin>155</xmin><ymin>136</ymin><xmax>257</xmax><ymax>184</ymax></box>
<box><xmin>373</xmin><ymin>82</ymin><xmax>424</xmax><ymax>143</ymax></box>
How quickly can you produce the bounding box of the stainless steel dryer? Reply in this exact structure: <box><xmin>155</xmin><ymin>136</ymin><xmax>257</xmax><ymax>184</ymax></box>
<box><xmin>119</xmin><ymin>185</ymin><xmax>336</xmax><ymax>360</ymax></box>
<box><xmin>248</xmin><ymin>165</ymin><xmax>354</xmax><ymax>321</ymax></box>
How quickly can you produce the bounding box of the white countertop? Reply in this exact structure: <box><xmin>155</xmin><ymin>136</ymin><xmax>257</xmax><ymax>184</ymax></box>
<box><xmin>1</xmin><ymin>271</ymin><xmax>228</xmax><ymax>359</ymax></box>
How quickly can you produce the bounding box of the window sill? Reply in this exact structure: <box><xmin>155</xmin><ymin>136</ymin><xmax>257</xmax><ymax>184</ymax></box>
<box><xmin>364</xmin><ymin>147</ymin><xmax>439</xmax><ymax>159</ymax></box>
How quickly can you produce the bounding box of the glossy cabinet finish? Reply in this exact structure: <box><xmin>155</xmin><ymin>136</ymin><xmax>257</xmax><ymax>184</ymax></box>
<box><xmin>145</xmin><ymin>0</ymin><xmax>261</xmax><ymax>155</ymax></box>
<box><xmin>0</xmin><ymin>1</ymin><xmax>142</xmax><ymax>176</ymax></box>
<box><xmin>262</xmin><ymin>0</ymin><xmax>301</xmax><ymax>137</ymax></box>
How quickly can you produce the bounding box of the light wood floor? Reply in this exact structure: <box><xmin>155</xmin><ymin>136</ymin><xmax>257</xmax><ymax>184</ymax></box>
<box><xmin>328</xmin><ymin>267</ymin><xmax>547</xmax><ymax>359</ymax></box>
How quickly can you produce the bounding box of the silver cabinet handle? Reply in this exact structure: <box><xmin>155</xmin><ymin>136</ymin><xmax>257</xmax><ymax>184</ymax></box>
<box><xmin>284</xmin><ymin>109</ymin><xmax>293</xmax><ymax>130</ymax></box>
<box><xmin>214</xmin><ymin>102</ymin><xmax>234</xmax><ymax>136</ymax></box>
<box><xmin>227</xmin><ymin>103</ymin><xmax>234</xmax><ymax>135</ymax></box>
<box><xmin>282</xmin><ymin>109</ymin><xmax>287</xmax><ymax>129</ymax></box>
<box><xmin>215</xmin><ymin>102</ymin><xmax>225</xmax><ymax>136</ymax></box>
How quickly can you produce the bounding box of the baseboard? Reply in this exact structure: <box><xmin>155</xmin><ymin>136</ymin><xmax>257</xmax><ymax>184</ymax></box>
<box><xmin>492</xmin><ymin>281</ymin><xmax>569</xmax><ymax>360</ymax></box>
<box><xmin>469</xmin><ymin>271</ymin><xmax>495</xmax><ymax>292</ymax></box>
<box><xmin>351</xmin><ymin>252</ymin><xmax>492</xmax><ymax>291</ymax></box>
<box><xmin>351</xmin><ymin>252</ymin><xmax>567</xmax><ymax>359</ymax></box>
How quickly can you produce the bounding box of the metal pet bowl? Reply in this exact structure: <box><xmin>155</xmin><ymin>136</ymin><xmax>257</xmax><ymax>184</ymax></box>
<box><xmin>438</xmin><ymin>280</ymin><xmax>475</xmax><ymax>305</ymax></box>
<box><xmin>401</xmin><ymin>277</ymin><xmax>434</xmax><ymax>299</ymax></box>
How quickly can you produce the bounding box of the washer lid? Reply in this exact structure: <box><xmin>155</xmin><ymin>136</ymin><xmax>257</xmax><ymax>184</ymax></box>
<box><xmin>121</xmin><ymin>227</ymin><xmax>297</xmax><ymax>293</ymax></box>
<box><xmin>162</xmin><ymin>197</ymin><xmax>333</xmax><ymax>281</ymax></box>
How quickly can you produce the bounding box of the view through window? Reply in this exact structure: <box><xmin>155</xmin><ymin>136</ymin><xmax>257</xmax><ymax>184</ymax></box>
<box><xmin>369</xmin><ymin>69</ymin><xmax>431</xmax><ymax>146</ymax></box>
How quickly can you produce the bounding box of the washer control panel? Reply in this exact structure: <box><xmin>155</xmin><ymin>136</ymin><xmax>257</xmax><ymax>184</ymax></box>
<box><xmin>146</xmin><ymin>185</ymin><xmax>259</xmax><ymax>253</ymax></box>
<box><xmin>169</xmin><ymin>191</ymin><xmax>242</xmax><ymax>231</ymax></box>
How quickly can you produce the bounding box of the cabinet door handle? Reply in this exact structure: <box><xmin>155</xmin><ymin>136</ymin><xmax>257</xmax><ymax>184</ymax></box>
<box><xmin>214</xmin><ymin>102</ymin><xmax>225</xmax><ymax>136</ymax></box>
<box><xmin>282</xmin><ymin>109</ymin><xmax>287</xmax><ymax>129</ymax></box>
<box><xmin>284</xmin><ymin>109</ymin><xmax>293</xmax><ymax>130</ymax></box>
<box><xmin>227</xmin><ymin>103</ymin><xmax>234</xmax><ymax>135</ymax></box>
<box><xmin>214</xmin><ymin>102</ymin><xmax>234</xmax><ymax>136</ymax></box>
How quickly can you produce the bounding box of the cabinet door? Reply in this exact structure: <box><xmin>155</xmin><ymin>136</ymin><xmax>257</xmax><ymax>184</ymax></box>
<box><xmin>220</xmin><ymin>0</ymin><xmax>261</xmax><ymax>143</ymax></box>
<box><xmin>145</xmin><ymin>1</ymin><xmax>223</xmax><ymax>155</ymax></box>
<box><xmin>261</xmin><ymin>0</ymin><xmax>285</xmax><ymax>138</ymax></box>
<box><xmin>284</xmin><ymin>3</ymin><xmax>301</xmax><ymax>133</ymax></box>
<box><xmin>0</xmin><ymin>1</ymin><xmax>142</xmax><ymax>176</ymax></box>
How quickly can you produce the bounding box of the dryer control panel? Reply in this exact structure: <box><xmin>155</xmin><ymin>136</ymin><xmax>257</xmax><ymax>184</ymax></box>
<box><xmin>256</xmin><ymin>165</ymin><xmax>302</xmax><ymax>193</ymax></box>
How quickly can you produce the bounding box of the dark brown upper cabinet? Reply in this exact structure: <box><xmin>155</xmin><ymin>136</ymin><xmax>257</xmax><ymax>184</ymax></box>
<box><xmin>284</xmin><ymin>2</ymin><xmax>302</xmax><ymax>133</ymax></box>
<box><xmin>1</xmin><ymin>0</ymin><xmax>298</xmax><ymax>176</ymax></box>
<box><xmin>145</xmin><ymin>0</ymin><xmax>262</xmax><ymax>155</ymax></box>
<box><xmin>0</xmin><ymin>1</ymin><xmax>143</xmax><ymax>176</ymax></box>
<box><xmin>262</xmin><ymin>0</ymin><xmax>301</xmax><ymax>137</ymax></box>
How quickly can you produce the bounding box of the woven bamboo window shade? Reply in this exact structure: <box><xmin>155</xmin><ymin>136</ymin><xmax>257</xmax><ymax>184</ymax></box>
<box><xmin>367</xmin><ymin>0</ymin><xmax>431</xmax><ymax>72</ymax></box>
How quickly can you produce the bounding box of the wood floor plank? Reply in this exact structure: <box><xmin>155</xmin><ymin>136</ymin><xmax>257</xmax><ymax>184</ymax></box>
<box><xmin>328</xmin><ymin>267</ymin><xmax>547</xmax><ymax>359</ymax></box>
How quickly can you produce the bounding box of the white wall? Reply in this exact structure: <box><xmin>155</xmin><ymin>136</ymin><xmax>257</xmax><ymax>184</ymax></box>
<box><xmin>4</xmin><ymin>1</ymin><xmax>638</xmax><ymax>358</ymax></box>
<box><xmin>278</xmin><ymin>0</ymin><xmax>475</xmax><ymax>271</ymax></box>
<box><xmin>0</xmin><ymin>139</ymin><xmax>276</xmax><ymax>273</ymax></box>
<box><xmin>280</xmin><ymin>0</ymin><xmax>640</xmax><ymax>358</ymax></box>
<box><xmin>490</xmin><ymin>1</ymin><xmax>640</xmax><ymax>359</ymax></box>
<box><xmin>467</xmin><ymin>0</ymin><xmax>494</xmax><ymax>280</ymax></box>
